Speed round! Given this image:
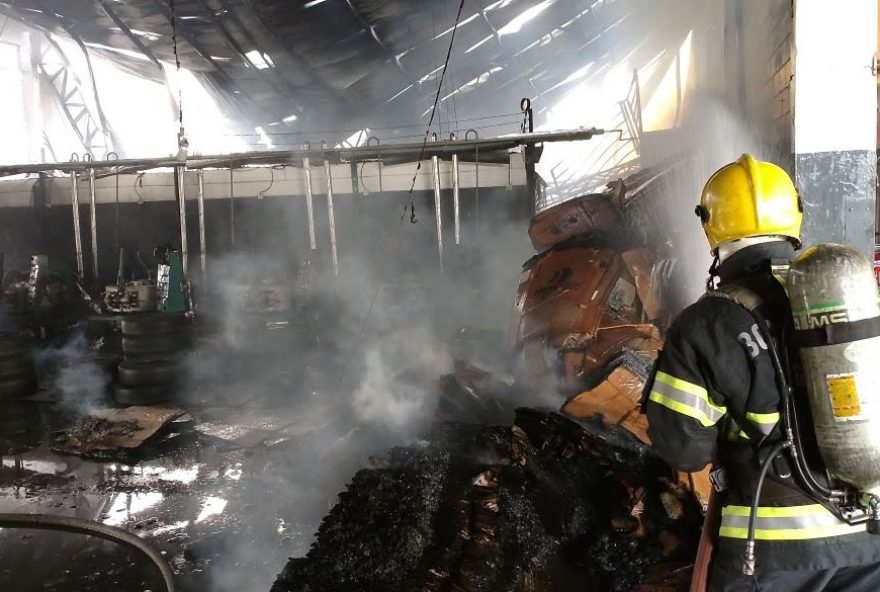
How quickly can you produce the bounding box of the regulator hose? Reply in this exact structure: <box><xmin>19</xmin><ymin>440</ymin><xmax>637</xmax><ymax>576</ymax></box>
<box><xmin>773</xmin><ymin>322</ymin><xmax>837</xmax><ymax>502</ymax></box>
<box><xmin>742</xmin><ymin>439</ymin><xmax>789</xmax><ymax>576</ymax></box>
<box><xmin>0</xmin><ymin>513</ymin><xmax>176</xmax><ymax>592</ymax></box>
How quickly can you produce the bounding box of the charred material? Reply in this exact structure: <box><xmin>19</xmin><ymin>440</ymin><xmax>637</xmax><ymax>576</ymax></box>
<box><xmin>53</xmin><ymin>406</ymin><xmax>193</xmax><ymax>461</ymax></box>
<box><xmin>271</xmin><ymin>410</ymin><xmax>701</xmax><ymax>592</ymax></box>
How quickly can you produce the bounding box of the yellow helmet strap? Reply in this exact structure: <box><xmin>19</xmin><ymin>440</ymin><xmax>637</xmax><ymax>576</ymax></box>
<box><xmin>706</xmin><ymin>253</ymin><xmax>720</xmax><ymax>291</ymax></box>
<box><xmin>695</xmin><ymin>205</ymin><xmax>710</xmax><ymax>223</ymax></box>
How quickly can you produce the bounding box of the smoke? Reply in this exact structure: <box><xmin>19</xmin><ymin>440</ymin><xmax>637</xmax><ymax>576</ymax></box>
<box><xmin>350</xmin><ymin>326</ymin><xmax>452</xmax><ymax>432</ymax></box>
<box><xmin>38</xmin><ymin>332</ymin><xmax>110</xmax><ymax>414</ymax></box>
<box><xmin>183</xmin><ymin>209</ymin><xmax>530</xmax><ymax>591</ymax></box>
<box><xmin>632</xmin><ymin>95</ymin><xmax>772</xmax><ymax>308</ymax></box>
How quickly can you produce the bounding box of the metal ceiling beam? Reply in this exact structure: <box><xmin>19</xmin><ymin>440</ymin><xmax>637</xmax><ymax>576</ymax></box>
<box><xmin>342</xmin><ymin>0</ymin><xmax>405</xmax><ymax>74</ymax></box>
<box><xmin>94</xmin><ymin>0</ymin><xmax>161</xmax><ymax>69</ymax></box>
<box><xmin>147</xmin><ymin>0</ymin><xmax>269</xmax><ymax>130</ymax></box>
<box><xmin>237</xmin><ymin>0</ymin><xmax>357</xmax><ymax>111</ymax></box>
<box><xmin>195</xmin><ymin>0</ymin><xmax>306</xmax><ymax>115</ymax></box>
<box><xmin>148</xmin><ymin>0</ymin><xmax>238</xmax><ymax>91</ymax></box>
<box><xmin>191</xmin><ymin>0</ymin><xmax>253</xmax><ymax>70</ymax></box>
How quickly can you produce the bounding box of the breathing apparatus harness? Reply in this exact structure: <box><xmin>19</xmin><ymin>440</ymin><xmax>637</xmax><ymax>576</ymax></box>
<box><xmin>705</xmin><ymin>260</ymin><xmax>880</xmax><ymax>576</ymax></box>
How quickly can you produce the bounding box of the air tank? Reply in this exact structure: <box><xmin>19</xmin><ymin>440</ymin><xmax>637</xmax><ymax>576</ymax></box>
<box><xmin>787</xmin><ymin>244</ymin><xmax>880</xmax><ymax>494</ymax></box>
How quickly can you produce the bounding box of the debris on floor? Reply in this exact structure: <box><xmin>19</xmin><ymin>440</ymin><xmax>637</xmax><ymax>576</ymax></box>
<box><xmin>53</xmin><ymin>406</ymin><xmax>192</xmax><ymax>460</ymax></box>
<box><xmin>271</xmin><ymin>409</ymin><xmax>702</xmax><ymax>592</ymax></box>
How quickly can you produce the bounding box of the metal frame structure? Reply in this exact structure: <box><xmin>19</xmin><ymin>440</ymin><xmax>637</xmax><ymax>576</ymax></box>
<box><xmin>0</xmin><ymin>128</ymin><xmax>597</xmax><ymax>291</ymax></box>
<box><xmin>0</xmin><ymin>128</ymin><xmax>607</xmax><ymax>178</ymax></box>
<box><xmin>34</xmin><ymin>33</ymin><xmax>115</xmax><ymax>158</ymax></box>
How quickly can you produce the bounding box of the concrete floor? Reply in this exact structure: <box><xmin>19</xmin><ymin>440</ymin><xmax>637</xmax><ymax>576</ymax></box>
<box><xmin>0</xmin><ymin>396</ymin><xmax>399</xmax><ymax>592</ymax></box>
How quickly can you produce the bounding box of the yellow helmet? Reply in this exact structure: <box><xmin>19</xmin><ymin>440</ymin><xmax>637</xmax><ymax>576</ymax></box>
<box><xmin>695</xmin><ymin>154</ymin><xmax>802</xmax><ymax>252</ymax></box>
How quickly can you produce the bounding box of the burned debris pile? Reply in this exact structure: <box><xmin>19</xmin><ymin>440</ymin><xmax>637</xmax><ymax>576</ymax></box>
<box><xmin>272</xmin><ymin>409</ymin><xmax>702</xmax><ymax>592</ymax></box>
<box><xmin>53</xmin><ymin>406</ymin><xmax>193</xmax><ymax>461</ymax></box>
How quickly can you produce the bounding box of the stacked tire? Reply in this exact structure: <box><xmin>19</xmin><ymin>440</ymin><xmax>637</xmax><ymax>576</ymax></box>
<box><xmin>0</xmin><ymin>331</ymin><xmax>38</xmax><ymax>400</ymax></box>
<box><xmin>116</xmin><ymin>358</ymin><xmax>178</xmax><ymax>405</ymax></box>
<box><xmin>116</xmin><ymin>314</ymin><xmax>188</xmax><ymax>405</ymax></box>
<box><xmin>121</xmin><ymin>313</ymin><xmax>190</xmax><ymax>359</ymax></box>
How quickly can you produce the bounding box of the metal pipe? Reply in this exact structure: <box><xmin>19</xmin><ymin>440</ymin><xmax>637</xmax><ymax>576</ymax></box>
<box><xmin>431</xmin><ymin>148</ymin><xmax>444</xmax><ymax>275</ymax></box>
<box><xmin>475</xmin><ymin>143</ymin><xmax>480</xmax><ymax>240</ymax></box>
<box><xmin>452</xmin><ymin>153</ymin><xmax>461</xmax><ymax>245</ymax></box>
<box><xmin>324</xmin><ymin>160</ymin><xmax>339</xmax><ymax>276</ymax></box>
<box><xmin>197</xmin><ymin>170</ymin><xmax>207</xmax><ymax>281</ymax></box>
<box><xmin>87</xmin><ymin>167</ymin><xmax>99</xmax><ymax>279</ymax></box>
<box><xmin>303</xmin><ymin>156</ymin><xmax>317</xmax><ymax>250</ymax></box>
<box><xmin>0</xmin><ymin>128</ymin><xmax>608</xmax><ymax>177</ymax></box>
<box><xmin>229</xmin><ymin>167</ymin><xmax>235</xmax><ymax>247</ymax></box>
<box><xmin>189</xmin><ymin>127</ymin><xmax>605</xmax><ymax>164</ymax></box>
<box><xmin>70</xmin><ymin>171</ymin><xmax>84</xmax><ymax>278</ymax></box>
<box><xmin>176</xmin><ymin>165</ymin><xmax>189</xmax><ymax>277</ymax></box>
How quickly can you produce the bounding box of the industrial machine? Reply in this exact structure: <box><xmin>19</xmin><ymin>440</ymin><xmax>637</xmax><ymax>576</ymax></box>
<box><xmin>1</xmin><ymin>255</ymin><xmax>74</xmax><ymax>337</ymax></box>
<box><xmin>103</xmin><ymin>280</ymin><xmax>157</xmax><ymax>314</ymax></box>
<box><xmin>155</xmin><ymin>245</ymin><xmax>187</xmax><ymax>314</ymax></box>
<box><xmin>102</xmin><ymin>246</ymin><xmax>186</xmax><ymax>315</ymax></box>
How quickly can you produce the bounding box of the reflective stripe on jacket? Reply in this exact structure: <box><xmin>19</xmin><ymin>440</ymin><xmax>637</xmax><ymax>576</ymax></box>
<box><xmin>648</xmin><ymin>371</ymin><xmax>727</xmax><ymax>427</ymax></box>
<box><xmin>719</xmin><ymin>504</ymin><xmax>866</xmax><ymax>541</ymax></box>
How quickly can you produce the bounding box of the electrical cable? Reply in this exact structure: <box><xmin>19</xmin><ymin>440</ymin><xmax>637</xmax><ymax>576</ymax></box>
<box><xmin>134</xmin><ymin>173</ymin><xmax>146</xmax><ymax>204</ymax></box>
<box><xmin>257</xmin><ymin>165</ymin><xmax>282</xmax><ymax>199</ymax></box>
<box><xmin>404</xmin><ymin>0</ymin><xmax>467</xmax><ymax>222</ymax></box>
<box><xmin>169</xmin><ymin>0</ymin><xmax>183</xmax><ymax>130</ymax></box>
<box><xmin>0</xmin><ymin>513</ymin><xmax>176</xmax><ymax>592</ymax></box>
<box><xmin>432</xmin><ymin>1</ymin><xmax>441</xmax><ymax>138</ymax></box>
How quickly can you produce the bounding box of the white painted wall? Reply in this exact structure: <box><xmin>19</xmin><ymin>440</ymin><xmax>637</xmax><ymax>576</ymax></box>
<box><xmin>0</xmin><ymin>157</ymin><xmax>526</xmax><ymax>208</ymax></box>
<box><xmin>793</xmin><ymin>0</ymin><xmax>878</xmax><ymax>154</ymax></box>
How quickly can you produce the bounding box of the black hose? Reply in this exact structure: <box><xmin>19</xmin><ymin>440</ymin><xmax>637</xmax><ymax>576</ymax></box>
<box><xmin>0</xmin><ymin>513</ymin><xmax>176</xmax><ymax>592</ymax></box>
<box><xmin>783</xmin><ymin>396</ymin><xmax>835</xmax><ymax>500</ymax></box>
<box><xmin>758</xmin><ymin>314</ymin><xmax>835</xmax><ymax>501</ymax></box>
<box><xmin>742</xmin><ymin>439</ymin><xmax>789</xmax><ymax>576</ymax></box>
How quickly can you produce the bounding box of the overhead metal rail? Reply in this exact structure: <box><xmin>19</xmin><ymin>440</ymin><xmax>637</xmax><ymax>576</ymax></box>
<box><xmin>0</xmin><ymin>127</ymin><xmax>607</xmax><ymax>178</ymax></box>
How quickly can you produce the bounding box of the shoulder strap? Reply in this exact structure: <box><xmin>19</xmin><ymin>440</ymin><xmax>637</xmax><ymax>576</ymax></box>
<box><xmin>702</xmin><ymin>283</ymin><xmax>765</xmax><ymax>314</ymax></box>
<box><xmin>702</xmin><ymin>282</ymin><xmax>781</xmax><ymax>445</ymax></box>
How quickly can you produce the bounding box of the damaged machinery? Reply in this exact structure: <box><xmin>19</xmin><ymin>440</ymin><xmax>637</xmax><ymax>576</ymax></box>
<box><xmin>510</xmin><ymin>178</ymin><xmax>665</xmax><ymax>445</ymax></box>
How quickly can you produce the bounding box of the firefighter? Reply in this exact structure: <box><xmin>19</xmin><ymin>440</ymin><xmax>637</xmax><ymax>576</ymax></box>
<box><xmin>644</xmin><ymin>155</ymin><xmax>880</xmax><ymax>591</ymax></box>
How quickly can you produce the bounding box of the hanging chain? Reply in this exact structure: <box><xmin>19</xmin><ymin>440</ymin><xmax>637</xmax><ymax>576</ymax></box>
<box><xmin>169</xmin><ymin>0</ymin><xmax>184</xmax><ymax>130</ymax></box>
